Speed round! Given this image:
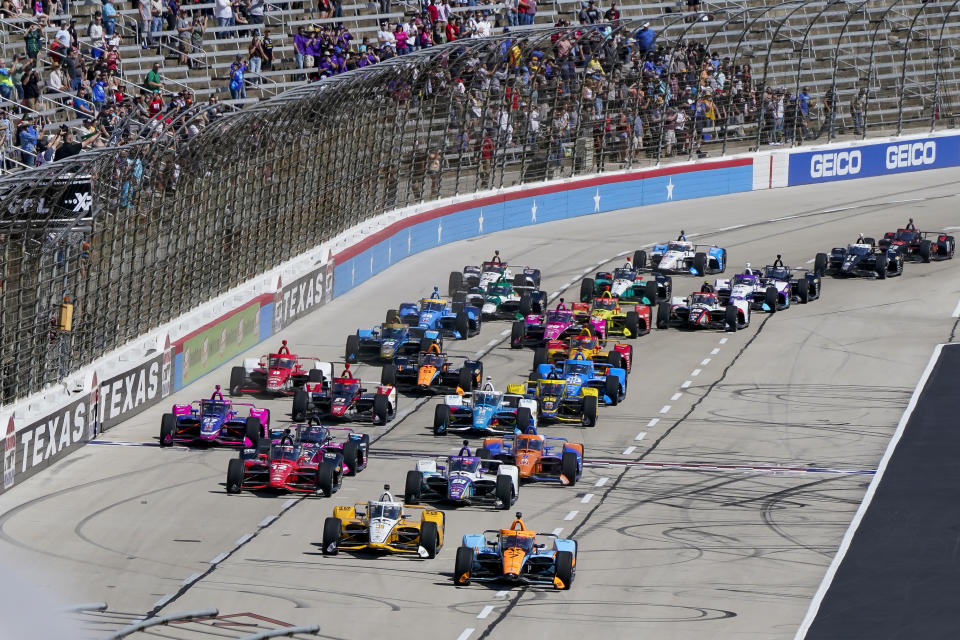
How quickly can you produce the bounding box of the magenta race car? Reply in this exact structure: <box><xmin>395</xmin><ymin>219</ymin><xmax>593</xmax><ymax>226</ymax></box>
<box><xmin>160</xmin><ymin>386</ymin><xmax>270</xmax><ymax>448</ymax></box>
<box><xmin>510</xmin><ymin>299</ymin><xmax>605</xmax><ymax>349</ymax></box>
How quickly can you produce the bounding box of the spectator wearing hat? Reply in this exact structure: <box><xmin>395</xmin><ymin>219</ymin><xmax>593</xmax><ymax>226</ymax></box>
<box><xmin>604</xmin><ymin>2</ymin><xmax>619</xmax><ymax>21</ymax></box>
<box><xmin>228</xmin><ymin>57</ymin><xmax>248</xmax><ymax>99</ymax></box>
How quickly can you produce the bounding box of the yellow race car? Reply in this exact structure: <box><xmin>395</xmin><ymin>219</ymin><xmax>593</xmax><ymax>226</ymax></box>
<box><xmin>589</xmin><ymin>291</ymin><xmax>650</xmax><ymax>339</ymax></box>
<box><xmin>532</xmin><ymin>328</ymin><xmax>633</xmax><ymax>373</ymax></box>
<box><xmin>321</xmin><ymin>485</ymin><xmax>445</xmax><ymax>558</ymax></box>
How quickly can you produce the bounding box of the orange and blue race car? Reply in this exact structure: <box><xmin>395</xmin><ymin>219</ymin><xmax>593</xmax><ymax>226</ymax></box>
<box><xmin>453</xmin><ymin>512</ymin><xmax>577</xmax><ymax>589</ymax></box>
<box><xmin>381</xmin><ymin>342</ymin><xmax>483</xmax><ymax>394</ymax></box>
<box><xmin>482</xmin><ymin>433</ymin><xmax>583</xmax><ymax>486</ymax></box>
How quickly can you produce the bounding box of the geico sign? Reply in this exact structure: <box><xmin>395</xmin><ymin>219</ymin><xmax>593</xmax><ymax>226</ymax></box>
<box><xmin>810</xmin><ymin>151</ymin><xmax>861</xmax><ymax>178</ymax></box>
<box><xmin>886</xmin><ymin>141</ymin><xmax>936</xmax><ymax>169</ymax></box>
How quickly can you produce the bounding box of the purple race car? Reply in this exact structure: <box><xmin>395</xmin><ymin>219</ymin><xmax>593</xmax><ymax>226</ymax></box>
<box><xmin>159</xmin><ymin>385</ymin><xmax>270</xmax><ymax>448</ymax></box>
<box><xmin>510</xmin><ymin>299</ymin><xmax>605</xmax><ymax>349</ymax></box>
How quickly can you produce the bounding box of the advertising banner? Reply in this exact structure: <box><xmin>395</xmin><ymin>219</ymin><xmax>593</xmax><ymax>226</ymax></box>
<box><xmin>180</xmin><ymin>302</ymin><xmax>261</xmax><ymax>386</ymax></box>
<box><xmin>273</xmin><ymin>259</ymin><xmax>335</xmax><ymax>333</ymax></box>
<box><xmin>99</xmin><ymin>347</ymin><xmax>172</xmax><ymax>432</ymax></box>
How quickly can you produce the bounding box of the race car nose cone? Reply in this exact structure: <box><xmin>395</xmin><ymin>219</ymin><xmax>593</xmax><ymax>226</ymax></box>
<box><xmin>418</xmin><ymin>366</ymin><xmax>437</xmax><ymax>387</ymax></box>
<box><xmin>380</xmin><ymin>342</ymin><xmax>397</xmax><ymax>358</ymax></box>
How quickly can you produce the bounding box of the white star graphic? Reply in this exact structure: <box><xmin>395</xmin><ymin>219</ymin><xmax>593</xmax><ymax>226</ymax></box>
<box><xmin>388</xmin><ymin>243</ymin><xmax>392</xmax><ymax>263</ymax></box>
<box><xmin>593</xmin><ymin>189</ymin><xmax>601</xmax><ymax>212</ymax></box>
<box><xmin>531</xmin><ymin>200</ymin><xmax>538</xmax><ymax>222</ymax></box>
<box><xmin>351</xmin><ymin>262</ymin><xmax>356</xmax><ymax>285</ymax></box>
<box><xmin>478</xmin><ymin>209</ymin><xmax>484</xmax><ymax>233</ymax></box>
<box><xmin>369</xmin><ymin>253</ymin><xmax>374</xmax><ymax>273</ymax></box>
<box><xmin>666</xmin><ymin>177</ymin><xmax>675</xmax><ymax>200</ymax></box>
<box><xmin>407</xmin><ymin>229</ymin><xmax>412</xmax><ymax>254</ymax></box>
<box><xmin>437</xmin><ymin>220</ymin><xmax>443</xmax><ymax>244</ymax></box>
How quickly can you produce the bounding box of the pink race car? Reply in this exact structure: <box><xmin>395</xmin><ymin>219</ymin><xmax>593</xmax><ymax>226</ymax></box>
<box><xmin>510</xmin><ymin>299</ymin><xmax>605</xmax><ymax>349</ymax></box>
<box><xmin>160</xmin><ymin>386</ymin><xmax>270</xmax><ymax>448</ymax></box>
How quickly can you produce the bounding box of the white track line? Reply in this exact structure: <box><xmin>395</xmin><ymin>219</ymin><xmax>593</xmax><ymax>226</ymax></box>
<box><xmin>793</xmin><ymin>344</ymin><xmax>943</xmax><ymax>639</ymax></box>
<box><xmin>152</xmin><ymin>594</ymin><xmax>175</xmax><ymax>609</ymax></box>
<box><xmin>691</xmin><ymin>368</ymin><xmax>702</xmax><ymax>376</ymax></box>
<box><xmin>258</xmin><ymin>515</ymin><xmax>277</xmax><ymax>528</ymax></box>
<box><xmin>719</xmin><ymin>338</ymin><xmax>728</xmax><ymax>344</ymax></box>
<box><xmin>477</xmin><ymin>606</ymin><xmax>495</xmax><ymax>620</ymax></box>
<box><xmin>659</xmin><ymin>405</ymin><xmax>671</xmax><ymax>414</ymax></box>
<box><xmin>235</xmin><ymin>533</ymin><xmax>253</xmax><ymax>545</ymax></box>
<box><xmin>181</xmin><ymin>573</ymin><xmax>202</xmax><ymax>586</ymax></box>
<box><xmin>209</xmin><ymin>552</ymin><xmax>228</xmax><ymax>565</ymax></box>
<box><xmin>580</xmin><ymin>493</ymin><xmax>594</xmax><ymax>503</ymax></box>
<box><xmin>594</xmin><ymin>477</ymin><xmax>609</xmax><ymax>487</ymax></box>
<box><xmin>635</xmin><ymin>431</ymin><xmax>647</xmax><ymax>441</ymax></box>
<box><xmin>680</xmin><ymin>380</ymin><xmax>691</xmax><ymax>389</ymax></box>
<box><xmin>456</xmin><ymin>628</ymin><xmax>475</xmax><ymax>640</ymax></box>
<box><xmin>552</xmin><ymin>527</ymin><xmax>564</xmax><ymax>536</ymax></box>
<box><xmin>952</xmin><ymin>298</ymin><xmax>960</xmax><ymax>318</ymax></box>
<box><xmin>622</xmin><ymin>446</ymin><xmax>636</xmax><ymax>455</ymax></box>
<box><xmin>563</xmin><ymin>510</ymin><xmax>578</xmax><ymax>521</ymax></box>
<box><xmin>701</xmin><ymin>358</ymin><xmax>711</xmax><ymax>365</ymax></box>
<box><xmin>670</xmin><ymin>392</ymin><xmax>682</xmax><ymax>401</ymax></box>
<box><xmin>281</xmin><ymin>499</ymin><xmax>298</xmax><ymax>511</ymax></box>
<box><xmin>710</xmin><ymin>348</ymin><xmax>720</xmax><ymax>355</ymax></box>
<box><xmin>647</xmin><ymin>418</ymin><xmax>660</xmax><ymax>427</ymax></box>
<box><xmin>495</xmin><ymin>590</ymin><xmax>509</xmax><ymax>598</ymax></box>
<box><xmin>805</xmin><ymin>257</ymin><xmax>816</xmax><ymax>264</ymax></box>
<box><xmin>716</xmin><ymin>224</ymin><xmax>745</xmax><ymax>231</ymax></box>
<box><xmin>500</xmin><ymin>328</ymin><xmax>511</xmax><ymax>336</ymax></box>
<box><xmin>487</xmin><ymin>339</ymin><xmax>499</xmax><ymax>348</ymax></box>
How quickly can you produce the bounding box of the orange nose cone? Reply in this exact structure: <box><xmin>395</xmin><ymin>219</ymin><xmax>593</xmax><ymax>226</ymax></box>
<box><xmin>515</xmin><ymin>454</ymin><xmax>538</xmax><ymax>478</ymax></box>
<box><xmin>418</xmin><ymin>365</ymin><xmax>437</xmax><ymax>387</ymax></box>
<box><xmin>502</xmin><ymin>547</ymin><xmax>526</xmax><ymax>576</ymax></box>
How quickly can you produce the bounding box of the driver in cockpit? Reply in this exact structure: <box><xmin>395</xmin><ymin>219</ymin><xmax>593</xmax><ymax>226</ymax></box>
<box><xmin>677</xmin><ymin>230</ymin><xmax>687</xmax><ymax>241</ymax></box>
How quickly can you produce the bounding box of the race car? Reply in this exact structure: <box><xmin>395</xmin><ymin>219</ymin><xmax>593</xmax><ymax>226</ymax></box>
<box><xmin>484</xmin><ymin>435</ymin><xmax>584</xmax><ymax>487</ymax></box>
<box><xmin>656</xmin><ymin>291</ymin><xmax>750</xmax><ymax>331</ymax></box>
<box><xmin>714</xmin><ymin>258</ymin><xmax>822</xmax><ymax>312</ymax></box>
<box><xmin>396</xmin><ymin>287</ymin><xmax>481</xmax><ymax>339</ymax></box>
<box><xmin>461</xmin><ymin>274</ymin><xmax>547</xmax><ymax>320</ymax></box>
<box><xmin>533</xmin><ymin>328</ymin><xmax>632</xmax><ymax>373</ymax></box>
<box><xmin>404</xmin><ymin>440</ymin><xmax>519</xmax><ymax>509</ymax></box>
<box><xmin>588</xmin><ymin>292</ymin><xmax>649</xmax><ymax>338</ymax></box>
<box><xmin>877</xmin><ymin>220</ymin><xmax>955</xmax><ymax>262</ymax></box>
<box><xmin>454</xmin><ymin>512</ymin><xmax>577</xmax><ymax>589</ymax></box>
<box><xmin>160</xmin><ymin>386</ymin><xmax>270</xmax><ymax>447</ymax></box>
<box><xmin>225</xmin><ymin>423</ymin><xmax>369</xmax><ymax>496</ymax></box>
<box><xmin>649</xmin><ymin>232</ymin><xmax>727</xmax><ymax>275</ymax></box>
<box><xmin>292</xmin><ymin>363</ymin><xmax>397</xmax><ymax>424</ymax></box>
<box><xmin>344</xmin><ymin>319</ymin><xmax>442</xmax><ymax>364</ymax></box>
<box><xmin>580</xmin><ymin>256</ymin><xmax>672</xmax><ymax>304</ymax></box>
<box><xmin>433</xmin><ymin>380</ymin><xmax>538</xmax><ymax>436</ymax></box>
<box><xmin>448</xmin><ymin>250</ymin><xmax>542</xmax><ymax>295</ymax></box>
<box><xmin>321</xmin><ymin>485</ymin><xmax>445</xmax><ymax>558</ymax></box>
<box><xmin>382</xmin><ymin>342</ymin><xmax>483</xmax><ymax>394</ymax></box>
<box><xmin>229</xmin><ymin>340</ymin><xmax>330</xmax><ymax>396</ymax></box>
<box><xmin>533</xmin><ymin>352</ymin><xmax>627</xmax><ymax>407</ymax></box>
<box><xmin>817</xmin><ymin>234</ymin><xmax>904</xmax><ymax>279</ymax></box>
<box><xmin>510</xmin><ymin>299</ymin><xmax>604</xmax><ymax>349</ymax></box>
<box><xmin>524</xmin><ymin>373</ymin><xmax>599</xmax><ymax>427</ymax></box>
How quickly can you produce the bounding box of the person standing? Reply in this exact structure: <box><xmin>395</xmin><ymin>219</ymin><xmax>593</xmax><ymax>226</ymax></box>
<box><xmin>247</xmin><ymin>32</ymin><xmax>265</xmax><ymax>81</ymax></box>
<box><xmin>850</xmin><ymin>87</ymin><xmax>865</xmax><ymax>135</ymax></box>
<box><xmin>228</xmin><ymin>57</ymin><xmax>248</xmax><ymax>100</ymax></box>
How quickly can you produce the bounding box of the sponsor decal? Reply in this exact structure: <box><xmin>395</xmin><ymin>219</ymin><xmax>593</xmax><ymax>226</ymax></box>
<box><xmin>18</xmin><ymin>397</ymin><xmax>90</xmax><ymax>477</ymax></box>
<box><xmin>4</xmin><ymin>417</ymin><xmax>15</xmax><ymax>490</ymax></box>
<box><xmin>180</xmin><ymin>302</ymin><xmax>261</xmax><ymax>386</ymax></box>
<box><xmin>99</xmin><ymin>352</ymin><xmax>169</xmax><ymax>431</ymax></box>
<box><xmin>273</xmin><ymin>261</ymin><xmax>336</xmax><ymax>332</ymax></box>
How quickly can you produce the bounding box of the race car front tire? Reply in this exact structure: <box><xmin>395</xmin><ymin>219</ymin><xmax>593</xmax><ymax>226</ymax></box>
<box><xmin>656</xmin><ymin>302</ymin><xmax>670</xmax><ymax>330</ymax></box>
<box><xmin>404</xmin><ymin>469</ymin><xmax>422</xmax><ymax>504</ymax></box>
<box><xmin>533</xmin><ymin>347</ymin><xmax>548</xmax><ymax>370</ymax></box>
<box><xmin>316</xmin><ymin>461</ymin><xmax>337</xmax><ymax>497</ymax></box>
<box><xmin>608</xmin><ymin>350</ymin><xmax>624</xmax><ymax>372</ymax></box>
<box><xmin>434</xmin><ymin>404</ymin><xmax>450</xmax><ymax>436</ymax></box>
<box><xmin>633</xmin><ymin>249</ymin><xmax>647</xmax><ymax>269</ymax></box>
<box><xmin>226</xmin><ymin>458</ymin><xmax>244</xmax><ymax>494</ymax></box>
<box><xmin>420</xmin><ymin>521</ymin><xmax>439</xmax><ymax>559</ymax></box>
<box><xmin>245</xmin><ymin>417</ymin><xmax>261</xmax><ymax>445</ymax></box>
<box><xmin>798</xmin><ymin>282</ymin><xmax>810</xmax><ymax>304</ymax></box>
<box><xmin>477</xmin><ymin>447</ymin><xmax>491</xmax><ymax>460</ymax></box>
<box><xmin>554</xmin><ymin>550</ymin><xmax>575</xmax><ymax>590</ymax></box>
<box><xmin>625</xmin><ymin>311</ymin><xmax>641</xmax><ymax>338</ymax></box>
<box><xmin>919</xmin><ymin>240</ymin><xmax>932</xmax><ymax>263</ymax></box>
<box><xmin>764</xmin><ymin>287</ymin><xmax>778</xmax><ymax>313</ymax></box>
<box><xmin>561</xmin><ymin>450</ymin><xmax>579</xmax><ymax>486</ymax></box>
<box><xmin>643</xmin><ymin>280</ymin><xmax>658</xmax><ymax>305</ymax></box>
<box><xmin>604</xmin><ymin>375</ymin><xmax>620</xmax><ymax>406</ymax></box>
<box><xmin>343</xmin><ymin>440</ymin><xmax>362</xmax><ymax>476</ymax></box>
<box><xmin>724</xmin><ymin>305</ymin><xmax>738</xmax><ymax>332</ymax></box>
<box><xmin>454</xmin><ymin>546</ymin><xmax>474</xmax><ymax>585</ymax></box>
<box><xmin>385</xmin><ymin>308</ymin><xmax>399</xmax><ymax>323</ymax></box>
<box><xmin>373</xmin><ymin>394</ymin><xmax>391</xmax><ymax>424</ymax></box>
<box><xmin>519</xmin><ymin>294</ymin><xmax>533</xmax><ymax>317</ymax></box>
<box><xmin>693</xmin><ymin>252</ymin><xmax>708</xmax><ymax>276</ymax></box>
<box><xmin>495</xmin><ymin>475</ymin><xmax>512</xmax><ymax>510</ymax></box>
<box><xmin>876</xmin><ymin>253</ymin><xmax>888</xmax><ymax>279</ymax></box>
<box><xmin>229</xmin><ymin>366</ymin><xmax>245</xmax><ymax>397</ymax></box>
<box><xmin>322</xmin><ymin>517</ymin><xmax>341</xmax><ymax>555</ymax></box>
<box><xmin>381</xmin><ymin>364</ymin><xmax>397</xmax><ymax>387</ymax></box>
<box><xmin>448</xmin><ymin>271</ymin><xmax>464</xmax><ymax>296</ymax></box>
<box><xmin>510</xmin><ymin>320</ymin><xmax>525</xmax><ymax>348</ymax></box>
<box><xmin>814</xmin><ymin>253</ymin><xmax>828</xmax><ymax>277</ymax></box>
<box><xmin>458</xmin><ymin>367</ymin><xmax>476</xmax><ymax>393</ymax></box>
<box><xmin>579</xmin><ymin>278</ymin><xmax>594</xmax><ymax>303</ymax></box>
<box><xmin>160</xmin><ymin>413</ymin><xmax>175</xmax><ymax>447</ymax></box>
<box><xmin>581</xmin><ymin>396</ymin><xmax>598</xmax><ymax>428</ymax></box>
<box><xmin>516</xmin><ymin>406</ymin><xmax>533</xmax><ymax>433</ymax></box>
<box><xmin>456</xmin><ymin>312</ymin><xmax>470</xmax><ymax>338</ymax></box>
<box><xmin>292</xmin><ymin>388</ymin><xmax>309</xmax><ymax>421</ymax></box>
<box><xmin>345</xmin><ymin>335</ymin><xmax>361</xmax><ymax>363</ymax></box>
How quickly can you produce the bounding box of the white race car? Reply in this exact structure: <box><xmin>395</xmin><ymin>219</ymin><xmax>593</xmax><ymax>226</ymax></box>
<box><xmin>405</xmin><ymin>441</ymin><xmax>519</xmax><ymax>509</ymax></box>
<box><xmin>448</xmin><ymin>251</ymin><xmax>542</xmax><ymax>296</ymax></box>
<box><xmin>655</xmin><ymin>291</ymin><xmax>750</xmax><ymax>332</ymax></box>
<box><xmin>649</xmin><ymin>233</ymin><xmax>727</xmax><ymax>276</ymax></box>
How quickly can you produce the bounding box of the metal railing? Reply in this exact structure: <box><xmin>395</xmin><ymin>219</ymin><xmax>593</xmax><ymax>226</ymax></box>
<box><xmin>1</xmin><ymin>0</ymin><xmax>959</xmax><ymax>404</ymax></box>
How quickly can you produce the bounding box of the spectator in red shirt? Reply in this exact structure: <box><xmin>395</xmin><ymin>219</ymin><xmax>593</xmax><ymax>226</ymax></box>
<box><xmin>148</xmin><ymin>90</ymin><xmax>164</xmax><ymax>117</ymax></box>
<box><xmin>427</xmin><ymin>0</ymin><xmax>438</xmax><ymax>24</ymax></box>
<box><xmin>445</xmin><ymin>17</ymin><xmax>458</xmax><ymax>42</ymax></box>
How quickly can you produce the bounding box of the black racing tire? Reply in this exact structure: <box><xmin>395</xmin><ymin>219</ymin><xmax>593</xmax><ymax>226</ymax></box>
<box><xmin>863</xmin><ymin>237</ymin><xmax>876</xmax><ymax>247</ymax></box>
<box><xmin>316</xmin><ymin>461</ymin><xmax>336</xmax><ymax>497</ymax></box>
<box><xmin>448</xmin><ymin>271</ymin><xmax>464</xmax><ymax>296</ymax></box>
<box><xmin>516</xmin><ymin>406</ymin><xmax>532</xmax><ymax>433</ymax></box>
<box><xmin>561</xmin><ymin>450</ymin><xmax>579</xmax><ymax>486</ymax></box>
<box><xmin>458</xmin><ymin>367</ymin><xmax>475</xmax><ymax>392</ymax></box>
<box><xmin>345</xmin><ymin>335</ymin><xmax>361</xmax><ymax>363</ymax></box>
<box><xmin>533</xmin><ymin>346</ymin><xmax>548</xmax><ymax>370</ymax></box>
<box><xmin>799</xmin><ymin>282</ymin><xmax>810</xmax><ymax>304</ymax></box>
<box><xmin>581</xmin><ymin>395</ymin><xmax>598</xmax><ymax>428</ymax></box>
<box><xmin>579</xmin><ymin>278</ymin><xmax>595</xmax><ymax>303</ymax></box>
<box><xmin>919</xmin><ymin>239</ymin><xmax>932</xmax><ymax>263</ymax></box>
<box><xmin>373</xmin><ymin>394</ymin><xmax>390</xmax><ymax>424</ymax></box>
<box><xmin>381</xmin><ymin>363</ymin><xmax>397</xmax><ymax>387</ymax></box>
<box><xmin>814</xmin><ymin>253</ymin><xmax>828</xmax><ymax>277</ymax></box>
<box><xmin>510</xmin><ymin>320</ymin><xmax>526</xmax><ymax>348</ymax></box>
<box><xmin>724</xmin><ymin>305</ymin><xmax>738</xmax><ymax>332</ymax></box>
<box><xmin>342</xmin><ymin>440</ymin><xmax>361</xmax><ymax>476</ymax></box>
<box><xmin>608</xmin><ymin>350</ymin><xmax>624</xmax><ymax>372</ymax></box>
<box><xmin>519</xmin><ymin>294</ymin><xmax>533</xmax><ymax>317</ymax></box>
<box><xmin>245</xmin><ymin>416</ymin><xmax>261</xmax><ymax>445</ymax></box>
<box><xmin>160</xmin><ymin>413</ymin><xmax>175</xmax><ymax>446</ymax></box>
<box><xmin>420</xmin><ymin>521</ymin><xmax>439</xmax><ymax>559</ymax></box>
<box><xmin>495</xmin><ymin>475</ymin><xmax>512</xmax><ymax>510</ymax></box>
<box><xmin>643</xmin><ymin>280</ymin><xmax>658</xmax><ymax>305</ymax></box>
<box><xmin>625</xmin><ymin>311</ymin><xmax>641</xmax><ymax>338</ymax></box>
<box><xmin>477</xmin><ymin>447</ymin><xmax>491</xmax><ymax>460</ymax></box>
<box><xmin>633</xmin><ymin>249</ymin><xmax>647</xmax><ymax>269</ymax></box>
<box><xmin>257</xmin><ymin>437</ymin><xmax>272</xmax><ymax>456</ymax></box>
<box><xmin>693</xmin><ymin>252</ymin><xmax>708</xmax><ymax>276</ymax></box>
<box><xmin>656</xmin><ymin>302</ymin><xmax>670</xmax><ymax>329</ymax></box>
<box><xmin>720</xmin><ymin>249</ymin><xmax>728</xmax><ymax>273</ymax></box>
<box><xmin>876</xmin><ymin>253</ymin><xmax>888</xmax><ymax>279</ymax></box>
<box><xmin>229</xmin><ymin>366</ymin><xmax>245</xmax><ymax>397</ymax></box>
<box><xmin>292</xmin><ymin>388</ymin><xmax>309</xmax><ymax>421</ymax></box>
<box><xmin>433</xmin><ymin>404</ymin><xmax>450</xmax><ymax>436</ymax></box>
<box><xmin>455</xmin><ymin>312</ymin><xmax>470</xmax><ymax>338</ymax></box>
<box><xmin>385</xmin><ymin>308</ymin><xmax>399</xmax><ymax>323</ymax></box>
<box><xmin>604</xmin><ymin>375</ymin><xmax>620</xmax><ymax>406</ymax></box>
<box><xmin>404</xmin><ymin>469</ymin><xmax>422</xmax><ymax>504</ymax></box>
<box><xmin>226</xmin><ymin>458</ymin><xmax>244</xmax><ymax>494</ymax></box>
<box><xmin>322</xmin><ymin>517</ymin><xmax>341</xmax><ymax>555</ymax></box>
<box><xmin>454</xmin><ymin>546</ymin><xmax>474</xmax><ymax>585</ymax></box>
<box><xmin>764</xmin><ymin>286</ymin><xmax>778</xmax><ymax>313</ymax></box>
<box><xmin>308</xmin><ymin>368</ymin><xmax>324</xmax><ymax>384</ymax></box>
<box><xmin>452</xmin><ymin>291</ymin><xmax>467</xmax><ymax>305</ymax></box>
<box><xmin>555</xmin><ymin>550</ymin><xmax>575</xmax><ymax>589</ymax></box>
<box><xmin>419</xmin><ymin>337</ymin><xmax>436</xmax><ymax>353</ymax></box>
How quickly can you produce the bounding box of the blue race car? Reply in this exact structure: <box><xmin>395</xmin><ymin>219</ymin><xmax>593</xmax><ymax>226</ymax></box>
<box><xmin>533</xmin><ymin>352</ymin><xmax>627</xmax><ymax>406</ymax></box>
<box><xmin>433</xmin><ymin>381</ymin><xmax>539</xmax><ymax>436</ymax></box>
<box><xmin>344</xmin><ymin>317</ymin><xmax>441</xmax><ymax>364</ymax></box>
<box><xmin>819</xmin><ymin>235</ymin><xmax>904</xmax><ymax>279</ymax></box>
<box><xmin>397</xmin><ymin>287</ymin><xmax>482</xmax><ymax>339</ymax></box>
<box><xmin>481</xmin><ymin>433</ymin><xmax>584</xmax><ymax>486</ymax></box>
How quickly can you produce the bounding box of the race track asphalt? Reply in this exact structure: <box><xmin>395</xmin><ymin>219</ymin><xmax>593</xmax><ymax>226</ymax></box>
<box><xmin>1</xmin><ymin>167</ymin><xmax>958</xmax><ymax>640</ymax></box>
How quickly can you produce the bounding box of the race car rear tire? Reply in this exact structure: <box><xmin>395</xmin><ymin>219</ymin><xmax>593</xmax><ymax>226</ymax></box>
<box><xmin>245</xmin><ymin>417</ymin><xmax>261</xmax><ymax>445</ymax></box>
<box><xmin>643</xmin><ymin>280</ymin><xmax>658</xmax><ymax>305</ymax></box>
<box><xmin>693</xmin><ymin>252</ymin><xmax>708</xmax><ymax>276</ymax></box>
<box><xmin>516</xmin><ymin>407</ymin><xmax>533</xmax><ymax>433</ymax></box>
<box><xmin>404</xmin><ymin>469</ymin><xmax>422</xmax><ymax>504</ymax></box>
<box><xmin>919</xmin><ymin>240</ymin><xmax>932</xmax><ymax>263</ymax></box>
<box><xmin>373</xmin><ymin>394</ymin><xmax>391</xmax><ymax>424</ymax></box>
<box><xmin>764</xmin><ymin>287</ymin><xmax>778</xmax><ymax>313</ymax></box>
<box><xmin>434</xmin><ymin>404</ymin><xmax>450</xmax><ymax>436</ymax></box>
<box><xmin>724</xmin><ymin>305</ymin><xmax>738</xmax><ymax>332</ymax></box>
<box><xmin>519</xmin><ymin>294</ymin><xmax>533</xmax><ymax>317</ymax></box>
<box><xmin>345</xmin><ymin>335</ymin><xmax>361</xmax><ymax>363</ymax></box>
<box><xmin>226</xmin><ymin>458</ymin><xmax>244</xmax><ymax>494</ymax></box>
<box><xmin>456</xmin><ymin>312</ymin><xmax>470</xmax><ymax>338</ymax></box>
<box><xmin>561</xmin><ymin>450</ymin><xmax>579</xmax><ymax>486</ymax></box>
<box><xmin>454</xmin><ymin>546</ymin><xmax>474</xmax><ymax>585</ymax></box>
<box><xmin>864</xmin><ymin>237</ymin><xmax>876</xmax><ymax>247</ymax></box>
<box><xmin>322</xmin><ymin>517</ymin><xmax>341</xmax><ymax>555</ymax></box>
<box><xmin>510</xmin><ymin>320</ymin><xmax>525</xmax><ymax>348</ymax></box>
<box><xmin>555</xmin><ymin>550</ymin><xmax>575</xmax><ymax>590</ymax></box>
<box><xmin>419</xmin><ymin>337</ymin><xmax>437</xmax><ymax>353</ymax></box>
<box><xmin>381</xmin><ymin>364</ymin><xmax>397</xmax><ymax>387</ymax></box>
<box><xmin>608</xmin><ymin>350</ymin><xmax>624</xmax><ymax>372</ymax></box>
<box><xmin>656</xmin><ymin>302</ymin><xmax>670</xmax><ymax>329</ymax></box>
<box><xmin>579</xmin><ymin>278</ymin><xmax>594</xmax><ymax>303</ymax></box>
<box><xmin>604</xmin><ymin>375</ymin><xmax>620</xmax><ymax>406</ymax></box>
<box><xmin>633</xmin><ymin>249</ymin><xmax>647</xmax><ymax>269</ymax></box>
<box><xmin>625</xmin><ymin>311</ymin><xmax>641</xmax><ymax>339</ymax></box>
<box><xmin>720</xmin><ymin>249</ymin><xmax>728</xmax><ymax>273</ymax></box>
<box><xmin>343</xmin><ymin>440</ymin><xmax>361</xmax><ymax>476</ymax></box>
<box><xmin>229</xmin><ymin>366</ymin><xmax>245</xmax><ymax>397</ymax></box>
<box><xmin>385</xmin><ymin>308</ymin><xmax>399</xmax><ymax>324</ymax></box>
<box><xmin>458</xmin><ymin>368</ymin><xmax>476</xmax><ymax>393</ymax></box>
<box><xmin>799</xmin><ymin>282</ymin><xmax>810</xmax><ymax>304</ymax></box>
<box><xmin>814</xmin><ymin>253</ymin><xmax>828</xmax><ymax>277</ymax></box>
<box><xmin>420</xmin><ymin>521</ymin><xmax>439</xmax><ymax>559</ymax></box>
<box><xmin>292</xmin><ymin>388</ymin><xmax>309</xmax><ymax>421</ymax></box>
<box><xmin>533</xmin><ymin>347</ymin><xmax>548</xmax><ymax>370</ymax></box>
<box><xmin>308</xmin><ymin>369</ymin><xmax>324</xmax><ymax>384</ymax></box>
<box><xmin>582</xmin><ymin>395</ymin><xmax>598</xmax><ymax>428</ymax></box>
<box><xmin>316</xmin><ymin>462</ymin><xmax>337</xmax><ymax>497</ymax></box>
<box><xmin>876</xmin><ymin>253</ymin><xmax>888</xmax><ymax>279</ymax></box>
<box><xmin>448</xmin><ymin>271</ymin><xmax>464</xmax><ymax>296</ymax></box>
<box><xmin>477</xmin><ymin>447</ymin><xmax>491</xmax><ymax>460</ymax></box>
<box><xmin>452</xmin><ymin>291</ymin><xmax>466</xmax><ymax>305</ymax></box>
<box><xmin>160</xmin><ymin>413</ymin><xmax>175</xmax><ymax>447</ymax></box>
<box><xmin>496</xmin><ymin>475</ymin><xmax>512</xmax><ymax>510</ymax></box>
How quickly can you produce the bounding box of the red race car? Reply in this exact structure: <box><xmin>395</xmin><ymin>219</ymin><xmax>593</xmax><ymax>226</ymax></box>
<box><xmin>293</xmin><ymin>363</ymin><xmax>398</xmax><ymax>424</ymax></box>
<box><xmin>878</xmin><ymin>219</ymin><xmax>955</xmax><ymax>263</ymax></box>
<box><xmin>229</xmin><ymin>340</ymin><xmax>332</xmax><ymax>396</ymax></box>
